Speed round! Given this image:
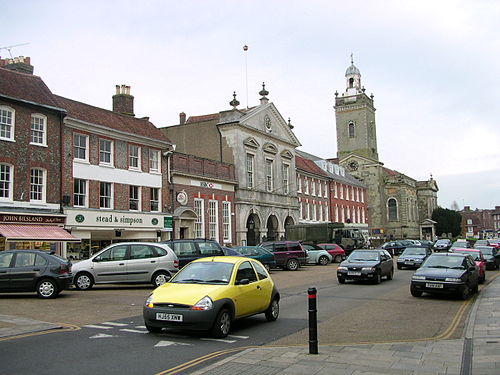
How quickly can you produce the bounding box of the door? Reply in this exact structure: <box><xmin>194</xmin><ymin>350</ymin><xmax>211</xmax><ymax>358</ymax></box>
<box><xmin>91</xmin><ymin>244</ymin><xmax>128</xmax><ymax>283</ymax></box>
<box><xmin>0</xmin><ymin>252</ymin><xmax>14</xmax><ymax>292</ymax></box>
<box><xmin>126</xmin><ymin>244</ymin><xmax>159</xmax><ymax>282</ymax></box>
<box><xmin>9</xmin><ymin>252</ymin><xmax>47</xmax><ymax>291</ymax></box>
<box><xmin>233</xmin><ymin>261</ymin><xmax>266</xmax><ymax>317</ymax></box>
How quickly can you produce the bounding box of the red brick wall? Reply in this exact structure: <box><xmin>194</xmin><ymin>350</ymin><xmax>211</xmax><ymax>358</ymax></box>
<box><xmin>0</xmin><ymin>100</ymin><xmax>62</xmax><ymax>203</ymax></box>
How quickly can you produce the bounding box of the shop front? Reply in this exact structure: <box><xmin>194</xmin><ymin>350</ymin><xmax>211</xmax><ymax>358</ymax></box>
<box><xmin>0</xmin><ymin>212</ymin><xmax>80</xmax><ymax>255</ymax></box>
<box><xmin>64</xmin><ymin>208</ymin><xmax>173</xmax><ymax>260</ymax></box>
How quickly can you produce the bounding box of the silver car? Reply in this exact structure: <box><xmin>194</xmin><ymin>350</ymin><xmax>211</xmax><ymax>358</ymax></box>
<box><xmin>72</xmin><ymin>242</ymin><xmax>179</xmax><ymax>290</ymax></box>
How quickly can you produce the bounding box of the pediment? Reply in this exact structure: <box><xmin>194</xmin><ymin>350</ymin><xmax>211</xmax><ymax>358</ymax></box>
<box><xmin>239</xmin><ymin>103</ymin><xmax>301</xmax><ymax>147</ymax></box>
<box><xmin>280</xmin><ymin>149</ymin><xmax>293</xmax><ymax>159</ymax></box>
<box><xmin>263</xmin><ymin>142</ymin><xmax>278</xmax><ymax>154</ymax></box>
<box><xmin>243</xmin><ymin>137</ymin><xmax>260</xmax><ymax>149</ymax></box>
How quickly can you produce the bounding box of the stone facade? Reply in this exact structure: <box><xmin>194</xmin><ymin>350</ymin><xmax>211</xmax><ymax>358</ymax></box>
<box><xmin>161</xmin><ymin>88</ymin><xmax>301</xmax><ymax>246</ymax></box>
<box><xmin>334</xmin><ymin>59</ymin><xmax>438</xmax><ymax>240</ymax></box>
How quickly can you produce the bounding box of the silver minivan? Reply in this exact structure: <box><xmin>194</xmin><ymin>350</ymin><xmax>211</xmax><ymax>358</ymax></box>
<box><xmin>72</xmin><ymin>242</ymin><xmax>178</xmax><ymax>290</ymax></box>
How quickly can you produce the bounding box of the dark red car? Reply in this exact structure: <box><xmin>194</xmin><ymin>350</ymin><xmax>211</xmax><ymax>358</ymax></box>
<box><xmin>317</xmin><ymin>243</ymin><xmax>346</xmax><ymax>263</ymax></box>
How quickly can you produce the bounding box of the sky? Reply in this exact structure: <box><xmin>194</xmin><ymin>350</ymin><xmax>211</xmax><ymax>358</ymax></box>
<box><xmin>2</xmin><ymin>0</ymin><xmax>500</xmax><ymax>210</ymax></box>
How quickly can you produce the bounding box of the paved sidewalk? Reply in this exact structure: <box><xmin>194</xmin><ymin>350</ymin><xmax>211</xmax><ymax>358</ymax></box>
<box><xmin>188</xmin><ymin>277</ymin><xmax>500</xmax><ymax>375</ymax></box>
<box><xmin>0</xmin><ymin>314</ymin><xmax>62</xmax><ymax>338</ymax></box>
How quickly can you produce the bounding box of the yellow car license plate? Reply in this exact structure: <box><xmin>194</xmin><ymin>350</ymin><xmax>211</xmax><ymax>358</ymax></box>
<box><xmin>156</xmin><ymin>313</ymin><xmax>183</xmax><ymax>322</ymax></box>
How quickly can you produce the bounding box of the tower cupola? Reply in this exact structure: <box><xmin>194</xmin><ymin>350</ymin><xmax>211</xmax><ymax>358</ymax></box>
<box><xmin>345</xmin><ymin>54</ymin><xmax>362</xmax><ymax>96</ymax></box>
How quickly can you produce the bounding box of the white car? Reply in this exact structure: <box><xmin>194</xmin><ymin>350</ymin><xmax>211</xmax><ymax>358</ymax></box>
<box><xmin>72</xmin><ymin>242</ymin><xmax>179</xmax><ymax>290</ymax></box>
<box><xmin>301</xmin><ymin>243</ymin><xmax>333</xmax><ymax>265</ymax></box>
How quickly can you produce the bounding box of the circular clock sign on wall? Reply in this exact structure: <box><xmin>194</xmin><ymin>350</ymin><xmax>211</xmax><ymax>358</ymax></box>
<box><xmin>348</xmin><ymin>160</ymin><xmax>359</xmax><ymax>171</ymax></box>
<box><xmin>176</xmin><ymin>191</ymin><xmax>188</xmax><ymax>205</ymax></box>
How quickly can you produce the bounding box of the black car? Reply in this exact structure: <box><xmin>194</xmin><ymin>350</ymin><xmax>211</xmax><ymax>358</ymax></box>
<box><xmin>432</xmin><ymin>239</ymin><xmax>452</xmax><ymax>252</ymax></box>
<box><xmin>161</xmin><ymin>239</ymin><xmax>225</xmax><ymax>267</ymax></box>
<box><xmin>337</xmin><ymin>249</ymin><xmax>394</xmax><ymax>284</ymax></box>
<box><xmin>0</xmin><ymin>250</ymin><xmax>72</xmax><ymax>298</ymax></box>
<box><xmin>380</xmin><ymin>241</ymin><xmax>407</xmax><ymax>256</ymax></box>
<box><xmin>475</xmin><ymin>246</ymin><xmax>500</xmax><ymax>270</ymax></box>
<box><xmin>397</xmin><ymin>246</ymin><xmax>433</xmax><ymax>270</ymax></box>
<box><xmin>410</xmin><ymin>253</ymin><xmax>479</xmax><ymax>300</ymax></box>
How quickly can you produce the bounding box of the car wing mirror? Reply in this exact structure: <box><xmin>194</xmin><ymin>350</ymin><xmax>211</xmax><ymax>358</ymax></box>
<box><xmin>236</xmin><ymin>279</ymin><xmax>250</xmax><ymax>285</ymax></box>
<box><xmin>93</xmin><ymin>256</ymin><xmax>101</xmax><ymax>262</ymax></box>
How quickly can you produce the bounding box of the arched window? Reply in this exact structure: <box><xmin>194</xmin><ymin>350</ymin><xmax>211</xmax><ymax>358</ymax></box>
<box><xmin>387</xmin><ymin>198</ymin><xmax>398</xmax><ymax>221</ymax></box>
<box><xmin>348</xmin><ymin>122</ymin><xmax>355</xmax><ymax>138</ymax></box>
<box><xmin>349</xmin><ymin>78</ymin><xmax>354</xmax><ymax>88</ymax></box>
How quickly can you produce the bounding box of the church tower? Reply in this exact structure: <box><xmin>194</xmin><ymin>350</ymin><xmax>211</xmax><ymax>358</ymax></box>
<box><xmin>335</xmin><ymin>56</ymin><xmax>379</xmax><ymax>162</ymax></box>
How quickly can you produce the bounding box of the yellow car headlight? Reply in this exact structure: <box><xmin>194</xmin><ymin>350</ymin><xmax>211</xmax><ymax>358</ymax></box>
<box><xmin>191</xmin><ymin>296</ymin><xmax>213</xmax><ymax>311</ymax></box>
<box><xmin>145</xmin><ymin>295</ymin><xmax>154</xmax><ymax>308</ymax></box>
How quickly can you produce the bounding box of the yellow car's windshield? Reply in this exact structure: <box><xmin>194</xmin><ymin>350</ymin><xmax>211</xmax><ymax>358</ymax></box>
<box><xmin>171</xmin><ymin>262</ymin><xmax>234</xmax><ymax>284</ymax></box>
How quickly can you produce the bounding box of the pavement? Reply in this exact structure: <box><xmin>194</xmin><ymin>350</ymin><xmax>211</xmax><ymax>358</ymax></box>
<box><xmin>1</xmin><ymin>278</ymin><xmax>499</xmax><ymax>375</ymax></box>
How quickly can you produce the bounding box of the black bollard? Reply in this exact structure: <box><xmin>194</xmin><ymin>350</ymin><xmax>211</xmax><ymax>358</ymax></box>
<box><xmin>308</xmin><ymin>287</ymin><xmax>318</xmax><ymax>354</ymax></box>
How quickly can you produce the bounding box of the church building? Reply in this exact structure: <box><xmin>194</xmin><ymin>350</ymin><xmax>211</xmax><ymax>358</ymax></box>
<box><xmin>333</xmin><ymin>58</ymin><xmax>438</xmax><ymax>241</ymax></box>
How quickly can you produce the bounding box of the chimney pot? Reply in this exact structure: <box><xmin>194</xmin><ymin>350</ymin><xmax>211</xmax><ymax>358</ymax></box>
<box><xmin>112</xmin><ymin>85</ymin><xmax>134</xmax><ymax>116</ymax></box>
<box><xmin>179</xmin><ymin>112</ymin><xmax>186</xmax><ymax>124</ymax></box>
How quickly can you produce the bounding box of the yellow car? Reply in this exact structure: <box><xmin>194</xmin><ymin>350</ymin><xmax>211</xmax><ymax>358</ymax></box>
<box><xmin>143</xmin><ymin>256</ymin><xmax>280</xmax><ymax>338</ymax></box>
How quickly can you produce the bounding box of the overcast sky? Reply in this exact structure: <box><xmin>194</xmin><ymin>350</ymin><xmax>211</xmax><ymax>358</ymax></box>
<box><xmin>3</xmin><ymin>0</ymin><xmax>499</xmax><ymax>210</ymax></box>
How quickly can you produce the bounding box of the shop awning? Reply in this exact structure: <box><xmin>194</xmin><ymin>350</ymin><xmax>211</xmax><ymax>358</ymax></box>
<box><xmin>0</xmin><ymin>224</ymin><xmax>80</xmax><ymax>242</ymax></box>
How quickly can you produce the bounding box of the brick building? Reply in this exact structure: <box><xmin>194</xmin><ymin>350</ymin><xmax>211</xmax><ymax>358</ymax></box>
<box><xmin>296</xmin><ymin>150</ymin><xmax>368</xmax><ymax>227</ymax></box>
<box><xmin>461</xmin><ymin>206</ymin><xmax>498</xmax><ymax>239</ymax></box>
<box><xmin>0</xmin><ymin>58</ymin><xmax>79</xmax><ymax>253</ymax></box>
<box><xmin>57</xmin><ymin>86</ymin><xmax>175</xmax><ymax>259</ymax></box>
<box><xmin>170</xmin><ymin>152</ymin><xmax>237</xmax><ymax>245</ymax></box>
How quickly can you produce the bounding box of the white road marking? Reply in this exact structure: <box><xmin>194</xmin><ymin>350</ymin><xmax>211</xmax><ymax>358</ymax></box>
<box><xmin>89</xmin><ymin>333</ymin><xmax>116</xmax><ymax>339</ymax></box>
<box><xmin>135</xmin><ymin>325</ymin><xmax>146</xmax><ymax>329</ymax></box>
<box><xmin>102</xmin><ymin>322</ymin><xmax>128</xmax><ymax>327</ymax></box>
<box><xmin>228</xmin><ymin>335</ymin><xmax>249</xmax><ymax>339</ymax></box>
<box><xmin>84</xmin><ymin>325</ymin><xmax>113</xmax><ymax>330</ymax></box>
<box><xmin>119</xmin><ymin>329</ymin><xmax>147</xmax><ymax>334</ymax></box>
<box><xmin>154</xmin><ymin>340</ymin><xmax>192</xmax><ymax>347</ymax></box>
<box><xmin>200</xmin><ymin>338</ymin><xmax>236</xmax><ymax>343</ymax></box>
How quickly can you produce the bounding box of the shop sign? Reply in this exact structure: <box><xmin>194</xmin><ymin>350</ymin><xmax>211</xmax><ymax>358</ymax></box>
<box><xmin>164</xmin><ymin>216</ymin><xmax>173</xmax><ymax>230</ymax></box>
<box><xmin>371</xmin><ymin>228</ymin><xmax>385</xmax><ymax>235</ymax></box>
<box><xmin>191</xmin><ymin>180</ymin><xmax>222</xmax><ymax>190</ymax></box>
<box><xmin>0</xmin><ymin>213</ymin><xmax>65</xmax><ymax>225</ymax></box>
<box><xmin>65</xmin><ymin>209</ymin><xmax>167</xmax><ymax>229</ymax></box>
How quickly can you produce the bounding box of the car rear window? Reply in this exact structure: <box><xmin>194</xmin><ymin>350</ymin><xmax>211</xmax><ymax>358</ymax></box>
<box><xmin>198</xmin><ymin>241</ymin><xmax>222</xmax><ymax>255</ymax></box>
<box><xmin>173</xmin><ymin>242</ymin><xmax>197</xmax><ymax>256</ymax></box>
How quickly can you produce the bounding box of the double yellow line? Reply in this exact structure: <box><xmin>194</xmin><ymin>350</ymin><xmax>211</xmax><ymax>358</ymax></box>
<box><xmin>155</xmin><ymin>346</ymin><xmax>257</xmax><ymax>375</ymax></box>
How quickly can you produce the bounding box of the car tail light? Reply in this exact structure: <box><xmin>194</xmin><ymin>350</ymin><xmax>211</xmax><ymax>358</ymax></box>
<box><xmin>174</xmin><ymin>260</ymin><xmax>179</xmax><ymax>269</ymax></box>
<box><xmin>59</xmin><ymin>263</ymin><xmax>71</xmax><ymax>275</ymax></box>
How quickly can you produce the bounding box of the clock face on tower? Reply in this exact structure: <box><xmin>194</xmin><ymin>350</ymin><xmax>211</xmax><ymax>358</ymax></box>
<box><xmin>348</xmin><ymin>160</ymin><xmax>359</xmax><ymax>171</ymax></box>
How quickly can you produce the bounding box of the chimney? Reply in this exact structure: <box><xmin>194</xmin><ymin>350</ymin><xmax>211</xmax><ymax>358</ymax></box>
<box><xmin>112</xmin><ymin>84</ymin><xmax>134</xmax><ymax>116</ymax></box>
<box><xmin>0</xmin><ymin>56</ymin><xmax>34</xmax><ymax>74</ymax></box>
<box><xmin>179</xmin><ymin>112</ymin><xmax>186</xmax><ymax>124</ymax></box>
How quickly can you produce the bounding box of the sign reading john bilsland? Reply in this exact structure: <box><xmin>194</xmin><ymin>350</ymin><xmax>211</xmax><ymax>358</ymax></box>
<box><xmin>0</xmin><ymin>214</ymin><xmax>66</xmax><ymax>225</ymax></box>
